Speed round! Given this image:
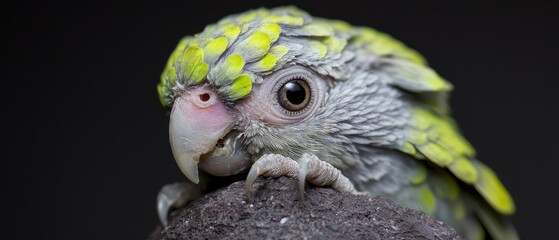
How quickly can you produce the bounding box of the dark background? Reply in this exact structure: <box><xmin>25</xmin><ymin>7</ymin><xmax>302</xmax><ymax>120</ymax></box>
<box><xmin>5</xmin><ymin>1</ymin><xmax>558</xmax><ymax>239</ymax></box>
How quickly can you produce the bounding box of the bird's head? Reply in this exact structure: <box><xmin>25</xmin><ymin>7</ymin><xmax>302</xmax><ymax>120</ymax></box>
<box><xmin>157</xmin><ymin>6</ymin><xmax>451</xmax><ymax>184</ymax></box>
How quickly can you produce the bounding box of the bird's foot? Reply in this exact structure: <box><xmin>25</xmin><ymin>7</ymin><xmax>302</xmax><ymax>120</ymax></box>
<box><xmin>245</xmin><ymin>153</ymin><xmax>360</xmax><ymax>200</ymax></box>
<box><xmin>157</xmin><ymin>182</ymin><xmax>203</xmax><ymax>226</ymax></box>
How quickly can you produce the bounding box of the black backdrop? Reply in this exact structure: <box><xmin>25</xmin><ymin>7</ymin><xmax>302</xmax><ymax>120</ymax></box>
<box><xmin>5</xmin><ymin>1</ymin><xmax>558</xmax><ymax>239</ymax></box>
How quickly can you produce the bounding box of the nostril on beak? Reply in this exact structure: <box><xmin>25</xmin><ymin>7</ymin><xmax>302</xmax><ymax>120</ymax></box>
<box><xmin>188</xmin><ymin>86</ymin><xmax>219</xmax><ymax>109</ymax></box>
<box><xmin>199</xmin><ymin>93</ymin><xmax>210</xmax><ymax>102</ymax></box>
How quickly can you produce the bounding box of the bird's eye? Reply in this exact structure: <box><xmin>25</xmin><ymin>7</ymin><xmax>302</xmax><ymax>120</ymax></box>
<box><xmin>278</xmin><ymin>78</ymin><xmax>311</xmax><ymax>112</ymax></box>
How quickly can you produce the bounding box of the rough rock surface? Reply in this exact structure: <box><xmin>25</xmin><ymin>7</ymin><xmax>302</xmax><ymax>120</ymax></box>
<box><xmin>149</xmin><ymin>177</ymin><xmax>461</xmax><ymax>240</ymax></box>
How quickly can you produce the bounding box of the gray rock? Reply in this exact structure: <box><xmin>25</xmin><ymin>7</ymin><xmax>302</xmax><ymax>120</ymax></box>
<box><xmin>149</xmin><ymin>177</ymin><xmax>461</xmax><ymax>240</ymax></box>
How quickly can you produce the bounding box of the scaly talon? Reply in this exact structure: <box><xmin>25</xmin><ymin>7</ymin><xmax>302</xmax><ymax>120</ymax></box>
<box><xmin>299</xmin><ymin>154</ymin><xmax>359</xmax><ymax>194</ymax></box>
<box><xmin>245</xmin><ymin>154</ymin><xmax>359</xmax><ymax>200</ymax></box>
<box><xmin>245</xmin><ymin>154</ymin><xmax>299</xmax><ymax>197</ymax></box>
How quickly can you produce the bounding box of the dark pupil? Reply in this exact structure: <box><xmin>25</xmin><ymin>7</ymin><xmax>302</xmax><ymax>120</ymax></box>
<box><xmin>284</xmin><ymin>81</ymin><xmax>306</xmax><ymax>105</ymax></box>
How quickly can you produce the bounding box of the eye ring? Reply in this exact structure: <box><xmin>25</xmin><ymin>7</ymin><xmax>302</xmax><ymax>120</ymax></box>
<box><xmin>278</xmin><ymin>78</ymin><xmax>312</xmax><ymax>112</ymax></box>
<box><xmin>260</xmin><ymin>66</ymin><xmax>322</xmax><ymax>121</ymax></box>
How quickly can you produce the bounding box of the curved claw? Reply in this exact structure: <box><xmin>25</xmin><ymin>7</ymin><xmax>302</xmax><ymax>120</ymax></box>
<box><xmin>298</xmin><ymin>157</ymin><xmax>309</xmax><ymax>201</ymax></box>
<box><xmin>157</xmin><ymin>182</ymin><xmax>203</xmax><ymax>226</ymax></box>
<box><xmin>245</xmin><ymin>163</ymin><xmax>262</xmax><ymax>197</ymax></box>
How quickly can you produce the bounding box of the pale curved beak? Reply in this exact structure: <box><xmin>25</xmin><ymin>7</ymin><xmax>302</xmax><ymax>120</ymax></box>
<box><xmin>169</xmin><ymin>86</ymin><xmax>234</xmax><ymax>184</ymax></box>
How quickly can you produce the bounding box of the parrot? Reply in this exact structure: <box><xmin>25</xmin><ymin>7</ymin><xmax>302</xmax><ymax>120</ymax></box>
<box><xmin>155</xmin><ymin>6</ymin><xmax>518</xmax><ymax>240</ymax></box>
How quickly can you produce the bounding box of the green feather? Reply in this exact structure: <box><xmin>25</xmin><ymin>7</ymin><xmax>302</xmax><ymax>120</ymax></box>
<box><xmin>404</xmin><ymin>106</ymin><xmax>515</xmax><ymax>217</ymax></box>
<box><xmin>473</xmin><ymin>161</ymin><xmax>515</xmax><ymax>214</ymax></box>
<box><xmin>204</xmin><ymin>37</ymin><xmax>228</xmax><ymax>65</ymax></box>
<box><xmin>413</xmin><ymin>184</ymin><xmax>437</xmax><ymax>214</ymax></box>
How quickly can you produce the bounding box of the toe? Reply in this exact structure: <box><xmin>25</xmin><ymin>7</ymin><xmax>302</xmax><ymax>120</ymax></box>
<box><xmin>157</xmin><ymin>182</ymin><xmax>202</xmax><ymax>226</ymax></box>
